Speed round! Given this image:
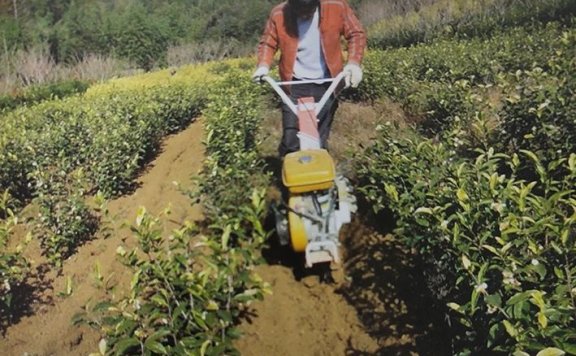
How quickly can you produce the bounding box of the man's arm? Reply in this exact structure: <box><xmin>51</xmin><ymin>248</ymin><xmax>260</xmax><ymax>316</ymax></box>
<box><xmin>257</xmin><ymin>13</ymin><xmax>280</xmax><ymax>68</ymax></box>
<box><xmin>342</xmin><ymin>3</ymin><xmax>366</xmax><ymax>65</ymax></box>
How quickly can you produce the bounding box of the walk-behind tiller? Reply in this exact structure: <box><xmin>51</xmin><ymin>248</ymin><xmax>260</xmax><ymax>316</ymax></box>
<box><xmin>262</xmin><ymin>72</ymin><xmax>357</xmax><ymax>271</ymax></box>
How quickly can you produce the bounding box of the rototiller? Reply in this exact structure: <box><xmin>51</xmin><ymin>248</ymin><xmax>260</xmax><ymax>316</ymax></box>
<box><xmin>262</xmin><ymin>72</ymin><xmax>356</xmax><ymax>270</ymax></box>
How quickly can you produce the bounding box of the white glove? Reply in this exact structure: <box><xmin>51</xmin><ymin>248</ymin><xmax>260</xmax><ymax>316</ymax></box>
<box><xmin>343</xmin><ymin>63</ymin><xmax>363</xmax><ymax>88</ymax></box>
<box><xmin>252</xmin><ymin>66</ymin><xmax>269</xmax><ymax>83</ymax></box>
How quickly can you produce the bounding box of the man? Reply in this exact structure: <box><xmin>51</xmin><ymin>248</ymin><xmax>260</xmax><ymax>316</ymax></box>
<box><xmin>253</xmin><ymin>0</ymin><xmax>366</xmax><ymax>157</ymax></box>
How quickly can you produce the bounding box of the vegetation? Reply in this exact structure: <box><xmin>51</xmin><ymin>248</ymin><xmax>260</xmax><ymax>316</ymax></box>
<box><xmin>356</xmin><ymin>17</ymin><xmax>576</xmax><ymax>356</ymax></box>
<box><xmin>367</xmin><ymin>0</ymin><xmax>576</xmax><ymax>48</ymax></box>
<box><xmin>0</xmin><ymin>0</ymin><xmax>276</xmax><ymax>66</ymax></box>
<box><xmin>0</xmin><ymin>79</ymin><xmax>88</xmax><ymax>113</ymax></box>
<box><xmin>0</xmin><ymin>191</ymin><xmax>29</xmax><ymax>317</ymax></box>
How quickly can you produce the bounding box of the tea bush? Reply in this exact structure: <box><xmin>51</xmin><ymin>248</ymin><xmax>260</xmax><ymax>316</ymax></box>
<box><xmin>494</xmin><ymin>30</ymin><xmax>576</xmax><ymax>171</ymax></box>
<box><xmin>78</xmin><ymin>195</ymin><xmax>269</xmax><ymax>355</ymax></box>
<box><xmin>357</xmin><ymin>126</ymin><xmax>576</xmax><ymax>354</ymax></box>
<box><xmin>0</xmin><ymin>191</ymin><xmax>29</xmax><ymax>311</ymax></box>
<box><xmin>33</xmin><ymin>167</ymin><xmax>98</xmax><ymax>267</ymax></box>
<box><xmin>356</xmin><ymin>16</ymin><xmax>575</xmax><ymax>355</ymax></box>
<box><xmin>197</xmin><ymin>71</ymin><xmax>269</xmax><ymax>221</ymax></box>
<box><xmin>359</xmin><ymin>23</ymin><xmax>572</xmax><ymax>136</ymax></box>
<box><xmin>0</xmin><ymin>79</ymin><xmax>89</xmax><ymax>114</ymax></box>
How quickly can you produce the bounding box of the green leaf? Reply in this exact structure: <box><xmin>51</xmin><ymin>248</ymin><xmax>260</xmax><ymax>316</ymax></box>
<box><xmin>384</xmin><ymin>183</ymin><xmax>399</xmax><ymax>202</ymax></box>
<box><xmin>482</xmin><ymin>244</ymin><xmax>500</xmax><ymax>256</ymax></box>
<box><xmin>471</xmin><ymin>289</ymin><xmax>479</xmax><ymax>313</ymax></box>
<box><xmin>531</xmin><ymin>262</ymin><xmax>547</xmax><ymax>280</ymax></box>
<box><xmin>489</xmin><ymin>323</ymin><xmax>502</xmax><ymax>347</ymax></box>
<box><xmin>414</xmin><ymin>207</ymin><xmax>433</xmax><ymax>215</ymax></box>
<box><xmin>477</xmin><ymin>262</ymin><xmax>489</xmax><ymax>281</ymax></box>
<box><xmin>568</xmin><ymin>153</ymin><xmax>575</xmax><ymax>172</ymax></box>
<box><xmin>520</xmin><ymin>150</ymin><xmax>541</xmax><ymax>167</ymax></box>
<box><xmin>554</xmin><ymin>267</ymin><xmax>565</xmax><ymax>279</ymax></box>
<box><xmin>507</xmin><ymin>291</ymin><xmax>532</xmax><ymax>306</ymax></box>
<box><xmin>113</xmin><ymin>337</ymin><xmax>140</xmax><ymax>355</ymax></box>
<box><xmin>135</xmin><ymin>206</ymin><xmax>147</xmax><ymax>227</ymax></box>
<box><xmin>453</xmin><ymin>223</ymin><xmax>460</xmax><ymax>242</ymax></box>
<box><xmin>92</xmin><ymin>301</ymin><xmax>115</xmax><ymax>313</ymax></box>
<box><xmin>536</xmin><ymin>348</ymin><xmax>565</xmax><ymax>356</ymax></box>
<box><xmin>447</xmin><ymin>302</ymin><xmax>463</xmax><ymax>314</ymax></box>
<box><xmin>461</xmin><ymin>255</ymin><xmax>471</xmax><ymax>270</ymax></box>
<box><xmin>130</xmin><ymin>270</ymin><xmax>141</xmax><ymax>291</ymax></box>
<box><xmin>457</xmin><ymin>188</ymin><xmax>469</xmax><ymax>202</ymax></box>
<box><xmin>513</xmin><ymin>300</ymin><xmax>526</xmax><ymax>319</ymax></box>
<box><xmin>415</xmin><ymin>217</ymin><xmax>430</xmax><ymax>227</ymax></box>
<box><xmin>206</xmin><ymin>300</ymin><xmax>219</xmax><ymax>311</ymax></box>
<box><xmin>485</xmin><ymin>293</ymin><xmax>502</xmax><ymax>308</ymax></box>
<box><xmin>530</xmin><ymin>291</ymin><xmax>546</xmax><ymax>309</ymax></box>
<box><xmin>561</xmin><ymin>343</ymin><xmax>576</xmax><ymax>355</ymax></box>
<box><xmin>179</xmin><ymin>337</ymin><xmax>200</xmax><ymax>348</ymax></box>
<box><xmin>489</xmin><ymin>173</ymin><xmax>498</xmax><ymax>192</ymax></box>
<box><xmin>147</xmin><ymin>329</ymin><xmax>172</xmax><ymax>343</ymax></box>
<box><xmin>561</xmin><ymin>228</ymin><xmax>570</xmax><ymax>245</ymax></box>
<box><xmin>503</xmin><ymin>320</ymin><xmax>518</xmax><ymax>338</ymax></box>
<box><xmin>221</xmin><ymin>225</ymin><xmax>232</xmax><ymax>250</ymax></box>
<box><xmin>200</xmin><ymin>339</ymin><xmax>211</xmax><ymax>356</ymax></box>
<box><xmin>537</xmin><ymin>312</ymin><xmax>548</xmax><ymax>329</ymax></box>
<box><xmin>145</xmin><ymin>339</ymin><xmax>168</xmax><ymax>355</ymax></box>
<box><xmin>115</xmin><ymin>319</ymin><xmax>138</xmax><ymax>335</ymax></box>
<box><xmin>151</xmin><ymin>293</ymin><xmax>168</xmax><ymax>307</ymax></box>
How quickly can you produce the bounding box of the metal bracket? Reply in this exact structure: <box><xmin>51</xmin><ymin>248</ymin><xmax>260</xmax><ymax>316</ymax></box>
<box><xmin>305</xmin><ymin>240</ymin><xmax>340</xmax><ymax>268</ymax></box>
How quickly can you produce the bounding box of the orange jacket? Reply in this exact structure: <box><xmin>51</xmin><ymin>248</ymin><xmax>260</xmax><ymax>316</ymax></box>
<box><xmin>257</xmin><ymin>0</ymin><xmax>366</xmax><ymax>81</ymax></box>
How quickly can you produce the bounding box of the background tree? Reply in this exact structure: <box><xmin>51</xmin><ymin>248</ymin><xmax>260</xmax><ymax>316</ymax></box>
<box><xmin>110</xmin><ymin>3</ymin><xmax>170</xmax><ymax>71</ymax></box>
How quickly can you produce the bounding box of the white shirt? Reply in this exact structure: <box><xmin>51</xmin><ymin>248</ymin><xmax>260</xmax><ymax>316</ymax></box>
<box><xmin>293</xmin><ymin>8</ymin><xmax>328</xmax><ymax>80</ymax></box>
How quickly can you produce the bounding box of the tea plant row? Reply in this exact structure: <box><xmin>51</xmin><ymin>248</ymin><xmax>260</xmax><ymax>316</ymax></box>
<box><xmin>356</xmin><ymin>22</ymin><xmax>576</xmax><ymax>355</ymax></box>
<box><xmin>359</xmin><ymin>22</ymin><xmax>575</xmax><ymax>165</ymax></box>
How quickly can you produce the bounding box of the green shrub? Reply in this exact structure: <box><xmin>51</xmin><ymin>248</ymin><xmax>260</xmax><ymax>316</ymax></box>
<box><xmin>77</xmin><ymin>196</ymin><xmax>269</xmax><ymax>355</ymax></box>
<box><xmin>357</xmin><ymin>125</ymin><xmax>576</xmax><ymax>354</ymax></box>
<box><xmin>197</xmin><ymin>71</ymin><xmax>269</xmax><ymax>222</ymax></box>
<box><xmin>0</xmin><ymin>62</ymin><xmax>214</xmax><ymax>265</ymax></box>
<box><xmin>0</xmin><ymin>191</ymin><xmax>29</xmax><ymax>311</ymax></box>
<box><xmin>33</xmin><ymin>168</ymin><xmax>98</xmax><ymax>267</ymax></box>
<box><xmin>493</xmin><ymin>30</ymin><xmax>576</xmax><ymax>173</ymax></box>
<box><xmin>0</xmin><ymin>80</ymin><xmax>90</xmax><ymax>114</ymax></box>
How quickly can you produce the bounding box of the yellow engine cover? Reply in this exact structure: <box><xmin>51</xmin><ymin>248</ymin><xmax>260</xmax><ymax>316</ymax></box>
<box><xmin>282</xmin><ymin>149</ymin><xmax>335</xmax><ymax>193</ymax></box>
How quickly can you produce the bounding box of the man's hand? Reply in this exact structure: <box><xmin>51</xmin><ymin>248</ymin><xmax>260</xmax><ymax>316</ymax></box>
<box><xmin>252</xmin><ymin>66</ymin><xmax>269</xmax><ymax>83</ymax></box>
<box><xmin>343</xmin><ymin>63</ymin><xmax>363</xmax><ymax>88</ymax></box>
